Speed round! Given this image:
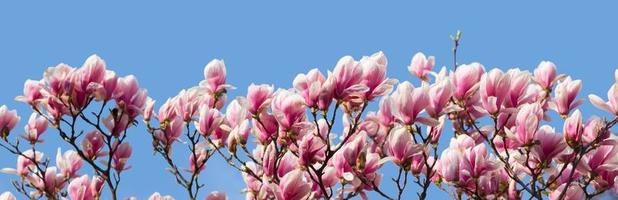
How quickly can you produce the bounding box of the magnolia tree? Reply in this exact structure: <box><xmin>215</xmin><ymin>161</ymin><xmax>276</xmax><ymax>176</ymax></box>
<box><xmin>2</xmin><ymin>39</ymin><xmax>618</xmax><ymax>200</ymax></box>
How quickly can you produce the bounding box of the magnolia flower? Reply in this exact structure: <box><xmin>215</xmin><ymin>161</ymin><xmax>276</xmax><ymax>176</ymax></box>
<box><xmin>22</xmin><ymin>113</ymin><xmax>47</xmax><ymax>143</ymax></box>
<box><xmin>426</xmin><ymin>78</ymin><xmax>454</xmax><ymax>118</ymax></box>
<box><xmin>200</xmin><ymin>59</ymin><xmax>233</xmax><ymax>95</ymax></box>
<box><xmin>0</xmin><ymin>149</ymin><xmax>44</xmax><ymax>176</ymax></box>
<box><xmin>143</xmin><ymin>97</ymin><xmax>156</xmax><ymax>122</ymax></box>
<box><xmin>148</xmin><ymin>192</ymin><xmax>175</xmax><ymax>200</ymax></box>
<box><xmin>298</xmin><ymin>133</ymin><xmax>326</xmax><ymax>166</ymax></box>
<box><xmin>589</xmin><ymin>70</ymin><xmax>618</xmax><ymax>115</ymax></box>
<box><xmin>154</xmin><ymin>116</ymin><xmax>183</xmax><ymax>147</ymax></box>
<box><xmin>392</xmin><ymin>81</ymin><xmax>431</xmax><ymax>125</ymax></box>
<box><xmin>56</xmin><ymin>148</ymin><xmax>83</xmax><ymax>178</ymax></box>
<box><xmin>294</xmin><ymin>69</ymin><xmax>326</xmax><ymax>107</ymax></box>
<box><xmin>534</xmin><ymin>61</ymin><xmax>558</xmax><ymax>89</ymax></box>
<box><xmin>451</xmin><ymin>62</ymin><xmax>485</xmax><ymax>100</ymax></box>
<box><xmin>82</xmin><ymin>131</ymin><xmax>106</xmax><ymax>160</ymax></box>
<box><xmin>479</xmin><ymin>69</ymin><xmax>511</xmax><ymax>114</ymax></box>
<box><xmin>503</xmin><ymin>69</ymin><xmax>533</xmax><ymax>108</ymax></box>
<box><xmin>15</xmin><ymin>79</ymin><xmax>44</xmax><ymax>105</ymax></box>
<box><xmin>0</xmin><ymin>192</ymin><xmax>16</xmax><ymax>200</ymax></box>
<box><xmin>111</xmin><ymin>143</ymin><xmax>132</xmax><ymax>173</ymax></box>
<box><xmin>513</xmin><ymin>103</ymin><xmax>543</xmax><ymax>145</ymax></box>
<box><xmin>262</xmin><ymin>143</ymin><xmax>277</xmax><ymax>177</ymax></box>
<box><xmin>549</xmin><ymin>76</ymin><xmax>582</xmax><ymax>117</ymax></box>
<box><xmin>549</xmin><ymin>183</ymin><xmax>584</xmax><ymax>200</ymax></box>
<box><xmin>205</xmin><ymin>191</ymin><xmax>228</xmax><ymax>200</ymax></box>
<box><xmin>408</xmin><ymin>52</ymin><xmax>435</xmax><ymax>81</ymax></box>
<box><xmin>331</xmin><ymin>55</ymin><xmax>368</xmax><ymax>102</ymax></box>
<box><xmin>0</xmin><ymin>105</ymin><xmax>20</xmax><ymax>140</ymax></box>
<box><xmin>563</xmin><ymin>110</ymin><xmax>583</xmax><ymax>147</ymax></box>
<box><xmin>67</xmin><ymin>175</ymin><xmax>105</xmax><ymax>200</ymax></box>
<box><xmin>437</xmin><ymin>148</ymin><xmax>462</xmax><ymax>183</ymax></box>
<box><xmin>531</xmin><ymin>126</ymin><xmax>566</xmax><ymax>163</ymax></box>
<box><xmin>360</xmin><ymin>51</ymin><xmax>397</xmax><ymax>100</ymax></box>
<box><xmin>196</xmin><ymin>107</ymin><xmax>225</xmax><ymax>137</ymax></box>
<box><xmin>247</xmin><ymin>84</ymin><xmax>274</xmax><ymax>115</ymax></box>
<box><xmin>189</xmin><ymin>143</ymin><xmax>209</xmax><ymax>173</ymax></box>
<box><xmin>113</xmin><ymin>75</ymin><xmax>148</xmax><ymax>119</ymax></box>
<box><xmin>387</xmin><ymin>127</ymin><xmax>423</xmax><ymax>167</ymax></box>
<box><xmin>274</xmin><ymin>169</ymin><xmax>311</xmax><ymax>200</ymax></box>
<box><xmin>271</xmin><ymin>90</ymin><xmax>306</xmax><ymax>132</ymax></box>
<box><xmin>225</xmin><ymin>98</ymin><xmax>249</xmax><ymax>128</ymax></box>
<box><xmin>175</xmin><ymin>88</ymin><xmax>202</xmax><ymax>121</ymax></box>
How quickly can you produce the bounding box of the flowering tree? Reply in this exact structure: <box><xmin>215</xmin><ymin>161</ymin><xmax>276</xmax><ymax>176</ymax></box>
<box><xmin>2</xmin><ymin>35</ymin><xmax>618</xmax><ymax>200</ymax></box>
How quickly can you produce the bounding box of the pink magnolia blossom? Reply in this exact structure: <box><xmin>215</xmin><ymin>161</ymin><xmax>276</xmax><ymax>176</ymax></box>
<box><xmin>148</xmin><ymin>192</ymin><xmax>175</xmax><ymax>200</ymax></box>
<box><xmin>91</xmin><ymin>70</ymin><xmax>118</xmax><ymax>101</ymax></box>
<box><xmin>513</xmin><ymin>103</ymin><xmax>543</xmax><ymax>145</ymax></box>
<box><xmin>549</xmin><ymin>183</ymin><xmax>584</xmax><ymax>200</ymax></box>
<box><xmin>230</xmin><ymin>119</ymin><xmax>251</xmax><ymax>144</ymax></box>
<box><xmin>437</xmin><ymin>148</ymin><xmax>462</xmax><ymax>183</ymax></box>
<box><xmin>459</xmin><ymin>144</ymin><xmax>500</xmax><ymax>181</ymax></box>
<box><xmin>15</xmin><ymin>79</ymin><xmax>44</xmax><ymax>105</ymax></box>
<box><xmin>293</xmin><ymin>69</ymin><xmax>327</xmax><ymax>108</ymax></box>
<box><xmin>589</xmin><ymin>70</ymin><xmax>618</xmax><ymax>115</ymax></box>
<box><xmin>247</xmin><ymin>84</ymin><xmax>274</xmax><ymax>115</ymax></box>
<box><xmin>189</xmin><ymin>143</ymin><xmax>209</xmax><ymax>173</ymax></box>
<box><xmin>371</xmin><ymin>98</ymin><xmax>395</xmax><ymax>132</ymax></box>
<box><xmin>534</xmin><ymin>61</ymin><xmax>558</xmax><ymax>89</ymax></box>
<box><xmin>0</xmin><ymin>105</ymin><xmax>20</xmax><ymax>140</ymax></box>
<box><xmin>81</xmin><ymin>130</ymin><xmax>106</xmax><ymax>160</ymax></box>
<box><xmin>408</xmin><ymin>52</ymin><xmax>435</xmax><ymax>81</ymax></box>
<box><xmin>157</xmin><ymin>98</ymin><xmax>178</xmax><ymax>122</ymax></box>
<box><xmin>387</xmin><ymin>127</ymin><xmax>423</xmax><ymax>167</ymax></box>
<box><xmin>0</xmin><ymin>149</ymin><xmax>43</xmax><ymax>176</ymax></box>
<box><xmin>563</xmin><ymin>109</ymin><xmax>583</xmax><ymax>147</ymax></box>
<box><xmin>271</xmin><ymin>90</ymin><xmax>307</xmax><ymax>133</ymax></box>
<box><xmin>360</xmin><ymin>51</ymin><xmax>397</xmax><ymax>101</ymax></box>
<box><xmin>451</xmin><ymin>62</ymin><xmax>485</xmax><ymax>100</ymax></box>
<box><xmin>200</xmin><ymin>59</ymin><xmax>233</xmax><ymax>95</ymax></box>
<box><xmin>67</xmin><ymin>175</ymin><xmax>105</xmax><ymax>200</ymax></box>
<box><xmin>0</xmin><ymin>192</ymin><xmax>15</xmax><ymax>200</ymax></box>
<box><xmin>252</xmin><ymin>112</ymin><xmax>278</xmax><ymax>144</ymax></box>
<box><xmin>274</xmin><ymin>169</ymin><xmax>311</xmax><ymax>200</ymax></box>
<box><xmin>103</xmin><ymin>112</ymin><xmax>131</xmax><ymax>137</ymax></box>
<box><xmin>111</xmin><ymin>143</ymin><xmax>132</xmax><ymax>173</ymax></box>
<box><xmin>298</xmin><ymin>133</ymin><xmax>325</xmax><ymax>166</ymax></box>
<box><xmin>205</xmin><ymin>191</ymin><xmax>228</xmax><ymax>200</ymax></box>
<box><xmin>426</xmin><ymin>78</ymin><xmax>454</xmax><ymax>118</ymax></box>
<box><xmin>428</xmin><ymin>116</ymin><xmax>446</xmax><ymax>145</ymax></box>
<box><xmin>392</xmin><ymin>81</ymin><xmax>431</xmax><ymax>125</ymax></box>
<box><xmin>143</xmin><ymin>97</ymin><xmax>156</xmax><ymax>122</ymax></box>
<box><xmin>262</xmin><ymin>143</ymin><xmax>277</xmax><ymax>177</ymax></box>
<box><xmin>503</xmin><ymin>69</ymin><xmax>534</xmax><ymax>109</ymax></box>
<box><xmin>113</xmin><ymin>75</ymin><xmax>148</xmax><ymax>119</ymax></box>
<box><xmin>531</xmin><ymin>126</ymin><xmax>566</xmax><ymax>164</ymax></box>
<box><xmin>154</xmin><ymin>116</ymin><xmax>183</xmax><ymax>147</ymax></box>
<box><xmin>277</xmin><ymin>152</ymin><xmax>299</xmax><ymax>178</ymax></box>
<box><xmin>175</xmin><ymin>88</ymin><xmax>202</xmax><ymax>122</ymax></box>
<box><xmin>225</xmin><ymin>98</ymin><xmax>249</xmax><ymax>128</ymax></box>
<box><xmin>195</xmin><ymin>107</ymin><xmax>225</xmax><ymax>137</ymax></box>
<box><xmin>582</xmin><ymin>117</ymin><xmax>608</xmax><ymax>145</ymax></box>
<box><xmin>479</xmin><ymin>69</ymin><xmax>511</xmax><ymax>114</ymax></box>
<box><xmin>331</xmin><ymin>56</ymin><xmax>368</xmax><ymax>102</ymax></box>
<box><xmin>22</xmin><ymin>113</ymin><xmax>48</xmax><ymax>144</ymax></box>
<box><xmin>56</xmin><ymin>148</ymin><xmax>83</xmax><ymax>178</ymax></box>
<box><xmin>549</xmin><ymin>76</ymin><xmax>582</xmax><ymax>117</ymax></box>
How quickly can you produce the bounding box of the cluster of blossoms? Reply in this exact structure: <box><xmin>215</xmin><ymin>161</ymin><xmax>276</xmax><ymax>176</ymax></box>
<box><xmin>0</xmin><ymin>55</ymin><xmax>202</xmax><ymax>200</ymax></box>
<box><xmin>2</xmin><ymin>45</ymin><xmax>618</xmax><ymax>200</ymax></box>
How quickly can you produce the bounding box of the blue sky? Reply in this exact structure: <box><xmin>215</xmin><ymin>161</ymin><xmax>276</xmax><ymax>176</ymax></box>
<box><xmin>0</xmin><ymin>1</ymin><xmax>617</xmax><ymax>199</ymax></box>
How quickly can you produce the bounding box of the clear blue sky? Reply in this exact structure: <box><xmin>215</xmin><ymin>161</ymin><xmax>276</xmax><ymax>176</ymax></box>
<box><xmin>0</xmin><ymin>1</ymin><xmax>617</xmax><ymax>199</ymax></box>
